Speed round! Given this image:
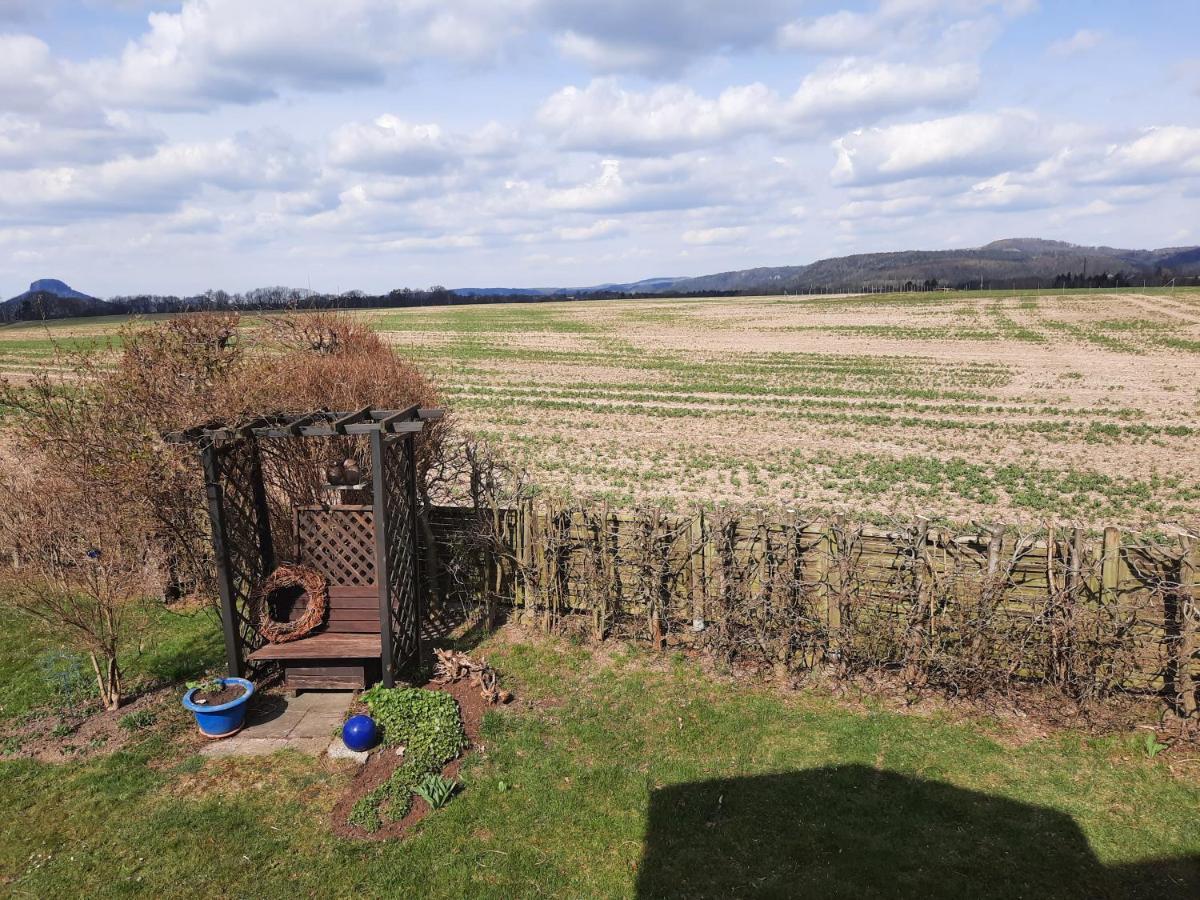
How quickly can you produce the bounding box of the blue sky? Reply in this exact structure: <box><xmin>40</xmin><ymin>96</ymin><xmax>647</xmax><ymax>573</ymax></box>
<box><xmin>1</xmin><ymin>0</ymin><xmax>1198</xmax><ymax>296</ymax></box>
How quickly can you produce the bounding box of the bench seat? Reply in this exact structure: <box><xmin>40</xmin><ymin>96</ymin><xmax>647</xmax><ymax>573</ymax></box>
<box><xmin>247</xmin><ymin>632</ymin><xmax>381</xmax><ymax>661</ymax></box>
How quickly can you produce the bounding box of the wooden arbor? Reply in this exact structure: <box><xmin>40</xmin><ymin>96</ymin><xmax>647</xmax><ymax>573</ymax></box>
<box><xmin>169</xmin><ymin>406</ymin><xmax>442</xmax><ymax>690</ymax></box>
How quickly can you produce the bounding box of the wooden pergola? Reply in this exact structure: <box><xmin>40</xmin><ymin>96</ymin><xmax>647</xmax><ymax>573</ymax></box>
<box><xmin>168</xmin><ymin>405</ymin><xmax>442</xmax><ymax>690</ymax></box>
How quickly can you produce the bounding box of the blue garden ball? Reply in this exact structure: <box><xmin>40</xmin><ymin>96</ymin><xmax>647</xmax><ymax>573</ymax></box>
<box><xmin>342</xmin><ymin>714</ymin><xmax>378</xmax><ymax>752</ymax></box>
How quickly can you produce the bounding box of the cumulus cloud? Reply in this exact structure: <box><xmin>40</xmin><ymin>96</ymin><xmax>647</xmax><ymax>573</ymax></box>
<box><xmin>831</xmin><ymin>110</ymin><xmax>1047</xmax><ymax>185</ymax></box>
<box><xmin>0</xmin><ymin>130</ymin><xmax>313</xmax><ymax>224</ymax></box>
<box><xmin>778</xmin><ymin>0</ymin><xmax>1035</xmax><ymax>55</ymax></box>
<box><xmin>328</xmin><ymin>117</ymin><xmax>455</xmax><ymax>176</ymax></box>
<box><xmin>1047</xmin><ymin>28</ymin><xmax>1105</xmax><ymax>56</ymax></box>
<box><xmin>0</xmin><ymin>111</ymin><xmax>160</xmax><ymax>170</ymax></box>
<box><xmin>543</xmin><ymin>0</ymin><xmax>791</xmax><ymax>75</ymax></box>
<box><xmin>327</xmin><ymin>116</ymin><xmax>520</xmax><ymax>175</ymax></box>
<box><xmin>1082</xmin><ymin>127</ymin><xmax>1200</xmax><ymax>185</ymax></box>
<box><xmin>540</xmin><ymin>62</ymin><xmax>977</xmax><ymax>155</ymax></box>
<box><xmin>682</xmin><ymin>225</ymin><xmax>748</xmax><ymax>245</ymax></box>
<box><xmin>80</xmin><ymin>0</ymin><xmax>525</xmax><ymax>111</ymax></box>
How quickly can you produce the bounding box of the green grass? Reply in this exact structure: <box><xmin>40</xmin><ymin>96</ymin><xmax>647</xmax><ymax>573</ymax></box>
<box><xmin>0</xmin><ymin>604</ymin><xmax>222</xmax><ymax>724</ymax></box>
<box><xmin>1</xmin><ymin>620</ymin><xmax>1198</xmax><ymax>898</ymax></box>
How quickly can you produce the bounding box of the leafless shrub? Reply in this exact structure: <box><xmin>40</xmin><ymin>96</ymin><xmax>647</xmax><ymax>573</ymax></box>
<box><xmin>0</xmin><ymin>463</ymin><xmax>156</xmax><ymax>709</ymax></box>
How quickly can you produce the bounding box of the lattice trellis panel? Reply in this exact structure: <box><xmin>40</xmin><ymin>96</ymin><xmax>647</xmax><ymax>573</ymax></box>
<box><xmin>295</xmin><ymin>506</ymin><xmax>377</xmax><ymax>586</ymax></box>
<box><xmin>205</xmin><ymin>436</ymin><xmax>273</xmax><ymax>677</ymax></box>
<box><xmin>376</xmin><ymin>433</ymin><xmax>420</xmax><ymax>680</ymax></box>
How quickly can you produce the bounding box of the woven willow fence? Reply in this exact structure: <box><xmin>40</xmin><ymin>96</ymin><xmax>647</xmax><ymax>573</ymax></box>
<box><xmin>428</xmin><ymin>502</ymin><xmax>1199</xmax><ymax>712</ymax></box>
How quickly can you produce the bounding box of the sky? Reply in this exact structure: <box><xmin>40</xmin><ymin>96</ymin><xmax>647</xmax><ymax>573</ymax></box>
<box><xmin>1</xmin><ymin>0</ymin><xmax>1198</xmax><ymax>297</ymax></box>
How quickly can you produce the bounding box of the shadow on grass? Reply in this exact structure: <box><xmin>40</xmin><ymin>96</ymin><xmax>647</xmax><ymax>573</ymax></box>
<box><xmin>636</xmin><ymin>765</ymin><xmax>1199</xmax><ymax>899</ymax></box>
<box><xmin>130</xmin><ymin>612</ymin><xmax>224</xmax><ymax>684</ymax></box>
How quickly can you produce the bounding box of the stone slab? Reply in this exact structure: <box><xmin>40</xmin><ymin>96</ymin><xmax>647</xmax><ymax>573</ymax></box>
<box><xmin>197</xmin><ymin>691</ymin><xmax>355</xmax><ymax>758</ymax></box>
<box><xmin>326</xmin><ymin>739</ymin><xmax>370</xmax><ymax>764</ymax></box>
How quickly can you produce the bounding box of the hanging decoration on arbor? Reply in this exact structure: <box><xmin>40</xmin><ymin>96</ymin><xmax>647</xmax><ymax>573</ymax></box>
<box><xmin>251</xmin><ymin>563</ymin><xmax>329</xmax><ymax>644</ymax></box>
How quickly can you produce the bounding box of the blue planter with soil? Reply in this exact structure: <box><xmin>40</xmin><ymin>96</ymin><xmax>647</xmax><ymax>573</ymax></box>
<box><xmin>182</xmin><ymin>677</ymin><xmax>255</xmax><ymax>738</ymax></box>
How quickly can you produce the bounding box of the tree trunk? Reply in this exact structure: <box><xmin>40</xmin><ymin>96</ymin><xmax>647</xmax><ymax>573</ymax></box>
<box><xmin>90</xmin><ymin>651</ymin><xmax>122</xmax><ymax>711</ymax></box>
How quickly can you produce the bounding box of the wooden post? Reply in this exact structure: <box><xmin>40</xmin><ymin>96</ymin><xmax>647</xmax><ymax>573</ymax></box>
<box><xmin>827</xmin><ymin>515</ymin><xmax>845</xmax><ymax>653</ymax></box>
<box><xmin>406</xmin><ymin>434</ymin><xmax>424</xmax><ymax>673</ymax></box>
<box><xmin>522</xmin><ymin>499</ymin><xmax>534</xmax><ymax>624</ymax></box>
<box><xmin>200</xmin><ymin>442</ymin><xmax>244</xmax><ymax>679</ymax></box>
<box><xmin>370</xmin><ymin>430</ymin><xmax>395</xmax><ymax>687</ymax></box>
<box><xmin>690</xmin><ymin>512</ymin><xmax>705</xmax><ymax>631</ymax></box>
<box><xmin>247</xmin><ymin>439</ymin><xmax>275</xmax><ymax>576</ymax></box>
<box><xmin>904</xmin><ymin>517</ymin><xmax>930</xmax><ymax>685</ymax></box>
<box><xmin>1178</xmin><ymin>535</ymin><xmax>1197</xmax><ymax>718</ymax></box>
<box><xmin>986</xmin><ymin>526</ymin><xmax>1004</xmax><ymax>577</ymax></box>
<box><xmin>1101</xmin><ymin>527</ymin><xmax>1121</xmax><ymax>607</ymax></box>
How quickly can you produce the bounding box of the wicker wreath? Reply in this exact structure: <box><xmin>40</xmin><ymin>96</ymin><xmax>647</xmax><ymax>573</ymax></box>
<box><xmin>251</xmin><ymin>563</ymin><xmax>328</xmax><ymax>644</ymax></box>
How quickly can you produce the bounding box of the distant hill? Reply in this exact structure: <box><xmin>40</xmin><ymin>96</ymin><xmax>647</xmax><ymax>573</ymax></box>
<box><xmin>1</xmin><ymin>279</ymin><xmax>106</xmax><ymax>322</ymax></box>
<box><xmin>453</xmin><ymin>276</ymin><xmax>687</xmax><ymax>297</ymax></box>
<box><xmin>666</xmin><ymin>239</ymin><xmax>1200</xmax><ymax>294</ymax></box>
<box><xmin>451</xmin><ymin>239</ymin><xmax>1200</xmax><ymax>297</ymax></box>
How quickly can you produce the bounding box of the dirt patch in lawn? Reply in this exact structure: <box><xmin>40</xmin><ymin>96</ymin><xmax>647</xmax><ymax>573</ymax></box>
<box><xmin>331</xmin><ymin>675</ymin><xmax>495</xmax><ymax>841</ymax></box>
<box><xmin>0</xmin><ymin>684</ymin><xmax>178</xmax><ymax>763</ymax></box>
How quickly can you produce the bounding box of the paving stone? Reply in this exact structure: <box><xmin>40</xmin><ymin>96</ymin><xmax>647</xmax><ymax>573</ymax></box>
<box><xmin>285</xmin><ymin>736</ymin><xmax>333</xmax><ymax>756</ymax></box>
<box><xmin>201</xmin><ymin>737</ymin><xmax>288</xmax><ymax>758</ymax></box>
<box><xmin>326</xmin><ymin>739</ymin><xmax>369</xmax><ymax>764</ymax></box>
<box><xmin>195</xmin><ymin>692</ymin><xmax>354</xmax><ymax>757</ymax></box>
<box><xmin>289</xmin><ymin>711</ymin><xmax>344</xmax><ymax>739</ymax></box>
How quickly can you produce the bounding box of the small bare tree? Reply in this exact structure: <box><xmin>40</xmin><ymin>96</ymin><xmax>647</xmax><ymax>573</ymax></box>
<box><xmin>0</xmin><ymin>472</ymin><xmax>154</xmax><ymax>710</ymax></box>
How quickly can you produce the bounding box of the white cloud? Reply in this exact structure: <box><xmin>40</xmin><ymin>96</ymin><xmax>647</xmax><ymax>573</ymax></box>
<box><xmin>540</xmin><ymin>62</ymin><xmax>976</xmax><ymax>155</ymax></box>
<box><xmin>327</xmin><ymin>116</ymin><xmax>521</xmax><ymax>175</ymax></box>
<box><xmin>1048</xmin><ymin>28</ymin><xmax>1104</xmax><ymax>57</ymax></box>
<box><xmin>682</xmin><ymin>225</ymin><xmax>748</xmax><ymax>245</ymax></box>
<box><xmin>831</xmin><ymin>110</ymin><xmax>1046</xmax><ymax>185</ymax></box>
<box><xmin>1082</xmin><ymin>127</ymin><xmax>1200</xmax><ymax>185</ymax></box>
<box><xmin>542</xmin><ymin>0</ymin><xmax>791</xmax><ymax>75</ymax></box>
<box><xmin>329</xmin><ymin>117</ymin><xmax>455</xmax><ymax>176</ymax></box>
<box><xmin>554</xmin><ymin>218</ymin><xmax>623</xmax><ymax>241</ymax></box>
<box><xmin>82</xmin><ymin>0</ymin><xmax>526</xmax><ymax>111</ymax></box>
<box><xmin>778</xmin><ymin>0</ymin><xmax>1035</xmax><ymax>55</ymax></box>
<box><xmin>778</xmin><ymin>11</ymin><xmax>878</xmax><ymax>53</ymax></box>
<box><xmin>0</xmin><ymin>131</ymin><xmax>313</xmax><ymax>224</ymax></box>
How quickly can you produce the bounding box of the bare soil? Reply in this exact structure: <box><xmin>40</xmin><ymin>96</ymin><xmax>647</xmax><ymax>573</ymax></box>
<box><xmin>0</xmin><ymin>684</ymin><xmax>178</xmax><ymax>763</ymax></box>
<box><xmin>330</xmin><ymin>675</ymin><xmax>494</xmax><ymax>841</ymax></box>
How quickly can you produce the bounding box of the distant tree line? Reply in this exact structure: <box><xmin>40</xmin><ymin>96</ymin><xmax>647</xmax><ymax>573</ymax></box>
<box><xmin>6</xmin><ymin>271</ymin><xmax>1200</xmax><ymax>324</ymax></box>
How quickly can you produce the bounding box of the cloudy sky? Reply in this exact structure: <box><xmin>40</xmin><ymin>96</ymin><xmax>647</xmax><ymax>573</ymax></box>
<box><xmin>1</xmin><ymin>0</ymin><xmax>1198</xmax><ymax>296</ymax></box>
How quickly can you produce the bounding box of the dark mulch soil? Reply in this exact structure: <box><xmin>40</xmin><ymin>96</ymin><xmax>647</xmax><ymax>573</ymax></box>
<box><xmin>331</xmin><ymin>676</ymin><xmax>493</xmax><ymax>841</ymax></box>
<box><xmin>188</xmin><ymin>683</ymin><xmax>246</xmax><ymax>707</ymax></box>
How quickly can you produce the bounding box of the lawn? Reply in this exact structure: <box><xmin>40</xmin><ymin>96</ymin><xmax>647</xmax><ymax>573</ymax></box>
<box><xmin>1</xmin><ymin>612</ymin><xmax>1198</xmax><ymax>898</ymax></box>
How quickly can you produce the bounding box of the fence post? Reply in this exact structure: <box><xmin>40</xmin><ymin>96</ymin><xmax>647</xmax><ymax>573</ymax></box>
<box><xmin>1178</xmin><ymin>535</ymin><xmax>1197</xmax><ymax>717</ymax></box>
<box><xmin>827</xmin><ymin>515</ymin><xmax>845</xmax><ymax>655</ymax></box>
<box><xmin>1101</xmin><ymin>527</ymin><xmax>1121</xmax><ymax>606</ymax></box>
<box><xmin>690</xmin><ymin>511</ymin><xmax>705</xmax><ymax>631</ymax></box>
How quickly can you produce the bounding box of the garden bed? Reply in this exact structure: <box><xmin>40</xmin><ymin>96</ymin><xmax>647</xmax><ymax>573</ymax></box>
<box><xmin>332</xmin><ymin>675</ymin><xmax>490</xmax><ymax>841</ymax></box>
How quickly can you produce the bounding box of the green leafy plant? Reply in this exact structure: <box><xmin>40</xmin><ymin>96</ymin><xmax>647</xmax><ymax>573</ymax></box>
<box><xmin>118</xmin><ymin>709</ymin><xmax>157</xmax><ymax>732</ymax></box>
<box><xmin>414</xmin><ymin>773</ymin><xmax>458</xmax><ymax>810</ymax></box>
<box><xmin>1142</xmin><ymin>733</ymin><xmax>1168</xmax><ymax>759</ymax></box>
<box><xmin>51</xmin><ymin>722</ymin><xmax>74</xmax><ymax>739</ymax></box>
<box><xmin>359</xmin><ymin>685</ymin><xmax>466</xmax><ymax>768</ymax></box>
<box><xmin>186</xmin><ymin>676</ymin><xmax>225</xmax><ymax>696</ymax></box>
<box><xmin>348</xmin><ymin>687</ymin><xmax>467</xmax><ymax>832</ymax></box>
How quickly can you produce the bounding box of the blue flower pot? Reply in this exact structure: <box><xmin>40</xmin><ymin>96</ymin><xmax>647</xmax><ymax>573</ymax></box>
<box><xmin>182</xmin><ymin>677</ymin><xmax>255</xmax><ymax>738</ymax></box>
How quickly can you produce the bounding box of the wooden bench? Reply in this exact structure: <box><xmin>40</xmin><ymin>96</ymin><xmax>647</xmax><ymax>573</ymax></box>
<box><xmin>247</xmin><ymin>584</ymin><xmax>382</xmax><ymax>690</ymax></box>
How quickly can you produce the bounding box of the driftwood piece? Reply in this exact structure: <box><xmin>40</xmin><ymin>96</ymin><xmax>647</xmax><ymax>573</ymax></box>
<box><xmin>433</xmin><ymin>647</ymin><xmax>513</xmax><ymax>704</ymax></box>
